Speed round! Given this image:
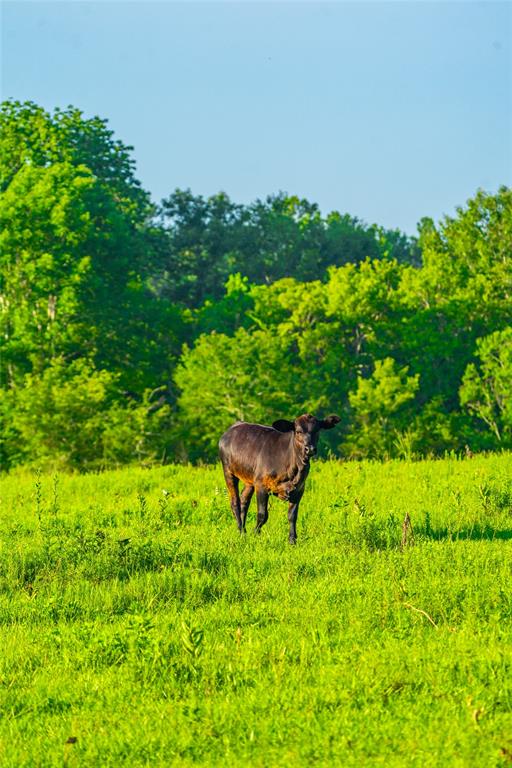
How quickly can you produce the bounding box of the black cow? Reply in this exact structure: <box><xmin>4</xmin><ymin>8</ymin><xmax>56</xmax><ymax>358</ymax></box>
<box><xmin>218</xmin><ymin>413</ymin><xmax>340</xmax><ymax>543</ymax></box>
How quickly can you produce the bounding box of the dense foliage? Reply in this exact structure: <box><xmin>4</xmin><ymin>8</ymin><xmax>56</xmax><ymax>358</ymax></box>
<box><xmin>1</xmin><ymin>100</ymin><xmax>511</xmax><ymax>470</ymax></box>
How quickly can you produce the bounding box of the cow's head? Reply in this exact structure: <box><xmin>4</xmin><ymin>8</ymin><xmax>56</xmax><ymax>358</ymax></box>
<box><xmin>272</xmin><ymin>413</ymin><xmax>341</xmax><ymax>458</ymax></box>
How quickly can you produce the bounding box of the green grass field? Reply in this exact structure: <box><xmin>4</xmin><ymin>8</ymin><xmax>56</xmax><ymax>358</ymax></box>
<box><xmin>1</xmin><ymin>454</ymin><xmax>511</xmax><ymax>767</ymax></box>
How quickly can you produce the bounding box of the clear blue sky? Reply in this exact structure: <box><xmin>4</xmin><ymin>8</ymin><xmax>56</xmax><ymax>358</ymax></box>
<box><xmin>2</xmin><ymin>1</ymin><xmax>511</xmax><ymax>234</ymax></box>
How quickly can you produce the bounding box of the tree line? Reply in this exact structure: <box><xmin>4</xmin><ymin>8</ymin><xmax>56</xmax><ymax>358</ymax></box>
<box><xmin>1</xmin><ymin>100</ymin><xmax>511</xmax><ymax>470</ymax></box>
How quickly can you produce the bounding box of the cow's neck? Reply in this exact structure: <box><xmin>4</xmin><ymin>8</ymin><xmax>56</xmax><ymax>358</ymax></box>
<box><xmin>288</xmin><ymin>435</ymin><xmax>310</xmax><ymax>483</ymax></box>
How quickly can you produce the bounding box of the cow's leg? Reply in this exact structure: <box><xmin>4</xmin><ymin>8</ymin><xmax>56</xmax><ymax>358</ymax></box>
<box><xmin>239</xmin><ymin>484</ymin><xmax>254</xmax><ymax>532</ymax></box>
<box><xmin>288</xmin><ymin>501</ymin><xmax>300</xmax><ymax>544</ymax></box>
<box><xmin>223</xmin><ymin>468</ymin><xmax>243</xmax><ymax>532</ymax></box>
<box><xmin>255</xmin><ymin>488</ymin><xmax>269</xmax><ymax>533</ymax></box>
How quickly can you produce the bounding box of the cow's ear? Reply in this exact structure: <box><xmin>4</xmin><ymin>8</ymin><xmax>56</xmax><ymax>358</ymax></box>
<box><xmin>319</xmin><ymin>414</ymin><xmax>341</xmax><ymax>430</ymax></box>
<box><xmin>272</xmin><ymin>419</ymin><xmax>295</xmax><ymax>433</ymax></box>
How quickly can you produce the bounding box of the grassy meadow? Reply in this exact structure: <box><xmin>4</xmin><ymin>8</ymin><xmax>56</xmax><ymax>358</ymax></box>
<box><xmin>1</xmin><ymin>454</ymin><xmax>511</xmax><ymax>766</ymax></box>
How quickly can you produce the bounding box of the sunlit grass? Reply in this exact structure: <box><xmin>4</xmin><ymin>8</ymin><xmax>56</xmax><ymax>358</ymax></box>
<box><xmin>1</xmin><ymin>454</ymin><xmax>511</xmax><ymax>766</ymax></box>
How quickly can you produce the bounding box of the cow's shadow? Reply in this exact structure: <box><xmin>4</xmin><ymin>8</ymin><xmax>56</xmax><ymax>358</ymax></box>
<box><xmin>419</xmin><ymin>524</ymin><xmax>512</xmax><ymax>542</ymax></box>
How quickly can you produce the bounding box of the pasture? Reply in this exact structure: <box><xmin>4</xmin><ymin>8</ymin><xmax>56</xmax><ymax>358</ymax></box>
<box><xmin>1</xmin><ymin>454</ymin><xmax>511</xmax><ymax>766</ymax></box>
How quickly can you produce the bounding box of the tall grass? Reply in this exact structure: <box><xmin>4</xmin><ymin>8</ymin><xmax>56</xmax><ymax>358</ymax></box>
<box><xmin>1</xmin><ymin>454</ymin><xmax>511</xmax><ymax>766</ymax></box>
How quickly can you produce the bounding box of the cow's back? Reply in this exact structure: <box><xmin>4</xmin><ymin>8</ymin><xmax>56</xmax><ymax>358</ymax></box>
<box><xmin>219</xmin><ymin>422</ymin><xmax>287</xmax><ymax>482</ymax></box>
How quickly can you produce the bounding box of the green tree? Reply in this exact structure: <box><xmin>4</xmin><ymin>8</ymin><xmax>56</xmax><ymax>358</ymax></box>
<box><xmin>343</xmin><ymin>358</ymin><xmax>420</xmax><ymax>459</ymax></box>
<box><xmin>0</xmin><ymin>157</ymin><xmax>182</xmax><ymax>393</ymax></box>
<box><xmin>417</xmin><ymin>187</ymin><xmax>512</xmax><ymax>323</ymax></box>
<box><xmin>174</xmin><ymin>327</ymin><xmax>302</xmax><ymax>460</ymax></box>
<box><xmin>0</xmin><ymin>100</ymin><xmax>150</xmax><ymax>220</ymax></box>
<box><xmin>0</xmin><ymin>358</ymin><xmax>174</xmax><ymax>470</ymax></box>
<box><xmin>459</xmin><ymin>328</ymin><xmax>512</xmax><ymax>447</ymax></box>
<box><xmin>396</xmin><ymin>187</ymin><xmax>512</xmax><ymax>418</ymax></box>
<box><xmin>193</xmin><ymin>273</ymin><xmax>254</xmax><ymax>337</ymax></box>
<box><xmin>2</xmin><ymin>100</ymin><xmax>510</xmax><ymax>468</ymax></box>
<box><xmin>157</xmin><ymin>189</ymin><xmax>420</xmax><ymax>307</ymax></box>
<box><xmin>0</xmin><ymin>100</ymin><xmax>183</xmax><ymax>469</ymax></box>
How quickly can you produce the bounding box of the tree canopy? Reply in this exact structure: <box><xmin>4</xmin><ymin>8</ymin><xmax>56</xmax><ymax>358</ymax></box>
<box><xmin>1</xmin><ymin>99</ymin><xmax>510</xmax><ymax>470</ymax></box>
